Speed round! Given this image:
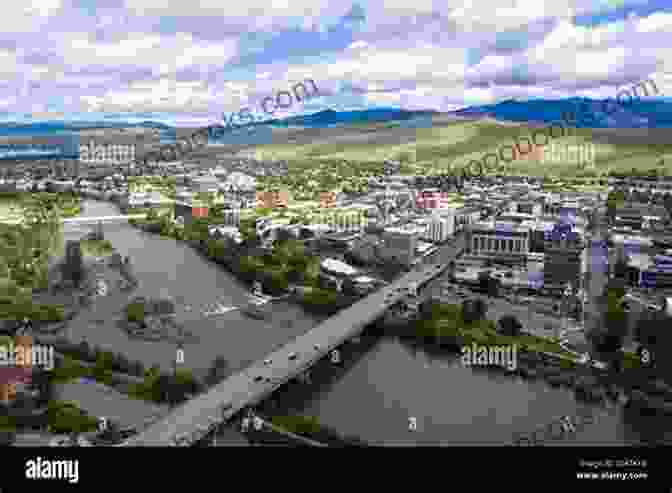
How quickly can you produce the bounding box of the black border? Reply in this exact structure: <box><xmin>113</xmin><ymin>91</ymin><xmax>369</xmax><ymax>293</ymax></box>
<box><xmin>2</xmin><ymin>446</ymin><xmax>668</xmax><ymax>489</ymax></box>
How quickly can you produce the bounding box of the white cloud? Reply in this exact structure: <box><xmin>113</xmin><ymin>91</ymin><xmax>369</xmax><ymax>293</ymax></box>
<box><xmin>58</xmin><ymin>32</ymin><xmax>238</xmax><ymax>75</ymax></box>
<box><xmin>0</xmin><ymin>1</ymin><xmax>62</xmax><ymax>32</ymax></box>
<box><xmin>636</xmin><ymin>12</ymin><xmax>672</xmax><ymax>33</ymax></box>
<box><xmin>80</xmin><ymin>77</ymin><xmax>220</xmax><ymax>113</ymax></box>
<box><xmin>125</xmin><ymin>0</ymin><xmax>349</xmax><ymax>30</ymax></box>
<box><xmin>0</xmin><ymin>51</ymin><xmax>20</xmax><ymax>76</ymax></box>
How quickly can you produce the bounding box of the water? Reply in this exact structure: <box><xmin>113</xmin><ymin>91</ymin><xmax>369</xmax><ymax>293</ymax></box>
<box><xmin>61</xmin><ymin>200</ymin><xmax>320</xmax><ymax>378</ymax></box>
<box><xmin>64</xmin><ymin>200</ymin><xmax>671</xmax><ymax>445</ymax></box>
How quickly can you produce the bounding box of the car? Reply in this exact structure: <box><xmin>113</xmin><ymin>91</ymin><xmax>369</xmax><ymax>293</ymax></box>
<box><xmin>253</xmin><ymin>375</ymin><xmax>263</xmax><ymax>382</ymax></box>
<box><xmin>263</xmin><ymin>358</ymin><xmax>272</xmax><ymax>365</ymax></box>
<box><xmin>288</xmin><ymin>352</ymin><xmax>298</xmax><ymax>360</ymax></box>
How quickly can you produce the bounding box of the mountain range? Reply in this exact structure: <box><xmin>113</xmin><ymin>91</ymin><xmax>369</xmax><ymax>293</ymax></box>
<box><xmin>1</xmin><ymin>97</ymin><xmax>671</xmax><ymax>138</ymax></box>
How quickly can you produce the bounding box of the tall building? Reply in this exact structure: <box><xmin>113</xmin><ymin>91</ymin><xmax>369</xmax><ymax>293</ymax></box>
<box><xmin>543</xmin><ymin>222</ymin><xmax>584</xmax><ymax>292</ymax></box>
<box><xmin>425</xmin><ymin>212</ymin><xmax>454</xmax><ymax>243</ymax></box>
<box><xmin>221</xmin><ymin>208</ymin><xmax>241</xmax><ymax>227</ymax></box>
<box><xmin>467</xmin><ymin>221</ymin><xmax>530</xmax><ymax>263</ymax></box>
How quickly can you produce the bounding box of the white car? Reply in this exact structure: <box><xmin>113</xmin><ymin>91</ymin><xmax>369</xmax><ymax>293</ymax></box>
<box><xmin>263</xmin><ymin>358</ymin><xmax>272</xmax><ymax>365</ymax></box>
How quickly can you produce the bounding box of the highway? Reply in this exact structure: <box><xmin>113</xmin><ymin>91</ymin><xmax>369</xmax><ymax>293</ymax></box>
<box><xmin>123</xmin><ymin>262</ymin><xmax>449</xmax><ymax>446</ymax></box>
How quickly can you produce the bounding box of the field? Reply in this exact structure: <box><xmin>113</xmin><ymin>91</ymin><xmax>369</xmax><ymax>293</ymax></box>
<box><xmin>235</xmin><ymin>117</ymin><xmax>672</xmax><ymax>179</ymax></box>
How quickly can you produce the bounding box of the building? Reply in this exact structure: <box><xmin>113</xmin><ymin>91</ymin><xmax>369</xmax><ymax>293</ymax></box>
<box><xmin>0</xmin><ymin>335</ymin><xmax>34</xmax><ymax>405</ymax></box>
<box><xmin>625</xmin><ymin>253</ymin><xmax>672</xmax><ymax>289</ymax></box>
<box><xmin>614</xmin><ymin>203</ymin><xmax>670</xmax><ymax>230</ymax></box>
<box><xmin>220</xmin><ymin>208</ymin><xmax>241</xmax><ymax>227</ymax></box>
<box><xmin>380</xmin><ymin>227</ymin><xmax>418</xmax><ymax>267</ymax></box>
<box><xmin>208</xmin><ymin>225</ymin><xmax>243</xmax><ymax>244</ymax></box>
<box><xmin>543</xmin><ymin>222</ymin><xmax>584</xmax><ymax>292</ymax></box>
<box><xmin>174</xmin><ymin>198</ymin><xmax>209</xmax><ymax>225</ymax></box>
<box><xmin>509</xmin><ymin>200</ymin><xmax>542</xmax><ymax>217</ymax></box>
<box><xmin>425</xmin><ymin>212</ymin><xmax>454</xmax><ymax>243</ymax></box>
<box><xmin>454</xmin><ymin>206</ymin><xmax>482</xmax><ymax>231</ymax></box>
<box><xmin>256</xmin><ymin>188</ymin><xmax>291</xmax><ymax>209</ymax></box>
<box><xmin>320</xmin><ymin>191</ymin><xmax>338</xmax><ymax>208</ymax></box>
<box><xmin>415</xmin><ymin>189</ymin><xmax>450</xmax><ymax>209</ymax></box>
<box><xmin>191</xmin><ymin>175</ymin><xmax>220</xmax><ymax>194</ymax></box>
<box><xmin>467</xmin><ymin>221</ymin><xmax>530</xmax><ymax>265</ymax></box>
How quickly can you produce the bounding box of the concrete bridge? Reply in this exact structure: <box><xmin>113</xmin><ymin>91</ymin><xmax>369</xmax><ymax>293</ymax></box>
<box><xmin>122</xmin><ymin>262</ymin><xmax>449</xmax><ymax>446</ymax></box>
<box><xmin>61</xmin><ymin>214</ymin><xmax>147</xmax><ymax>225</ymax></box>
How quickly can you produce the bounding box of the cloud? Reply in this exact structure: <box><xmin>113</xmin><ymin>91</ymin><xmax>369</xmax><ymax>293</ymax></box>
<box><xmin>0</xmin><ymin>1</ymin><xmax>668</xmax><ymax>119</ymax></box>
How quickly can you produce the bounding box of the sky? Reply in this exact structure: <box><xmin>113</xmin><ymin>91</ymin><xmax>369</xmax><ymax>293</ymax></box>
<box><xmin>1</xmin><ymin>0</ymin><xmax>671</xmax><ymax>126</ymax></box>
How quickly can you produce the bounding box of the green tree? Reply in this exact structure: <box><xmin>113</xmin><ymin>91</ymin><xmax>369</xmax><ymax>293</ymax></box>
<box><xmin>145</xmin><ymin>208</ymin><xmax>159</xmax><ymax>222</ymax></box>
<box><xmin>205</xmin><ymin>356</ymin><xmax>229</xmax><ymax>387</ymax></box>
<box><xmin>497</xmin><ymin>314</ymin><xmax>523</xmax><ymax>337</ymax></box>
<box><xmin>462</xmin><ymin>298</ymin><xmax>487</xmax><ymax>324</ymax></box>
<box><xmin>47</xmin><ymin>401</ymin><xmax>98</xmax><ymax>435</ymax></box>
<box><xmin>126</xmin><ymin>301</ymin><xmax>145</xmax><ymax>324</ymax></box>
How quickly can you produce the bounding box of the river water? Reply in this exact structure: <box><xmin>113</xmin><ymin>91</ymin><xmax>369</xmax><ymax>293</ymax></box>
<box><xmin>63</xmin><ymin>199</ymin><xmax>670</xmax><ymax>445</ymax></box>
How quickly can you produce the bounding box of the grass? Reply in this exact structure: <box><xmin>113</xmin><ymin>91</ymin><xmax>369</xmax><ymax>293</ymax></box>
<box><xmin>246</xmin><ymin>118</ymin><xmax>672</xmax><ymax>180</ymax></box>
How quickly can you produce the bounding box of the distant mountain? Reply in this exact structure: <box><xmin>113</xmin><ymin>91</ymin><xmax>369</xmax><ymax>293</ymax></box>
<box><xmin>450</xmin><ymin>97</ymin><xmax>672</xmax><ymax>128</ymax></box>
<box><xmin>267</xmin><ymin>107</ymin><xmax>439</xmax><ymax>127</ymax></box>
<box><xmin>0</xmin><ymin>120</ymin><xmax>174</xmax><ymax>137</ymax></box>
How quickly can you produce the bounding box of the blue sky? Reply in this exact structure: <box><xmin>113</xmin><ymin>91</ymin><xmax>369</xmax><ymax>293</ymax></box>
<box><xmin>0</xmin><ymin>0</ymin><xmax>670</xmax><ymax>126</ymax></box>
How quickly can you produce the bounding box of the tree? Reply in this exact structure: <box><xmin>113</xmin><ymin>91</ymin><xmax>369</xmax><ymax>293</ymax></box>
<box><xmin>497</xmin><ymin>314</ymin><xmax>523</xmax><ymax>337</ymax></box>
<box><xmin>205</xmin><ymin>356</ymin><xmax>229</xmax><ymax>387</ymax></box>
<box><xmin>478</xmin><ymin>271</ymin><xmax>500</xmax><ymax>297</ymax></box>
<box><xmin>592</xmin><ymin>290</ymin><xmax>628</xmax><ymax>370</ymax></box>
<box><xmin>613</xmin><ymin>257</ymin><xmax>628</xmax><ymax>280</ymax></box>
<box><xmin>145</xmin><ymin>208</ymin><xmax>159</xmax><ymax>222</ymax></box>
<box><xmin>30</xmin><ymin>366</ymin><xmax>53</xmax><ymax>406</ymax></box>
<box><xmin>63</xmin><ymin>240</ymin><xmax>85</xmax><ymax>288</ymax></box>
<box><xmin>462</xmin><ymin>298</ymin><xmax>487</xmax><ymax>324</ymax></box>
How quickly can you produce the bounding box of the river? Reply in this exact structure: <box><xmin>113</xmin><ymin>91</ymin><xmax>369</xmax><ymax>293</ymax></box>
<box><xmin>63</xmin><ymin>199</ymin><xmax>671</xmax><ymax>445</ymax></box>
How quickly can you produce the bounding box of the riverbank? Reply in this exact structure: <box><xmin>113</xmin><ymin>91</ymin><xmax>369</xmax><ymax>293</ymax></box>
<box><xmin>392</xmin><ymin>301</ymin><xmax>672</xmax><ymax>415</ymax></box>
<box><xmin>268</xmin><ymin>415</ymin><xmax>368</xmax><ymax>446</ymax></box>
<box><xmin>130</xmin><ymin>216</ymin><xmax>360</xmax><ymax>316</ymax></box>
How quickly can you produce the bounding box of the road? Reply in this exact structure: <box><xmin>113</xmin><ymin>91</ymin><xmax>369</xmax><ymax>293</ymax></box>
<box><xmin>61</xmin><ymin>214</ymin><xmax>147</xmax><ymax>224</ymax></box>
<box><xmin>124</xmin><ymin>262</ymin><xmax>450</xmax><ymax>446</ymax></box>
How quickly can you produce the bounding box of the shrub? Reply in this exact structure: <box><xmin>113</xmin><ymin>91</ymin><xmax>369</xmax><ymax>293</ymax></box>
<box><xmin>126</xmin><ymin>301</ymin><xmax>145</xmax><ymax>323</ymax></box>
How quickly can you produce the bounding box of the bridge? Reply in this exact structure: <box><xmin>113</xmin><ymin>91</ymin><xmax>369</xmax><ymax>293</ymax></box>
<box><xmin>61</xmin><ymin>214</ymin><xmax>147</xmax><ymax>225</ymax></box>
<box><xmin>122</xmin><ymin>262</ymin><xmax>450</xmax><ymax>446</ymax></box>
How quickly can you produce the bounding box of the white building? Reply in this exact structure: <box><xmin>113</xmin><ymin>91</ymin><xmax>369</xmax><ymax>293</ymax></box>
<box><xmin>192</xmin><ymin>175</ymin><xmax>220</xmax><ymax>194</ymax></box>
<box><xmin>220</xmin><ymin>208</ymin><xmax>241</xmax><ymax>227</ymax></box>
<box><xmin>425</xmin><ymin>212</ymin><xmax>454</xmax><ymax>243</ymax></box>
<box><xmin>209</xmin><ymin>225</ymin><xmax>243</xmax><ymax>244</ymax></box>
